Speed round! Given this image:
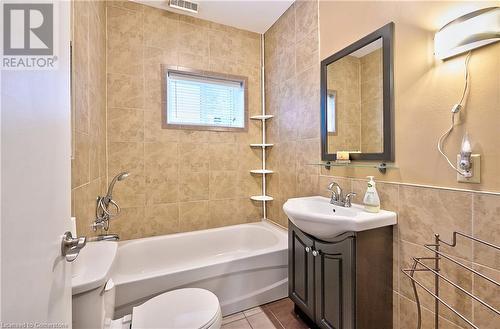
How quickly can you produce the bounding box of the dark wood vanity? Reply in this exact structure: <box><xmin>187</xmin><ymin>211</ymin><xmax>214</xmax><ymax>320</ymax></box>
<box><xmin>288</xmin><ymin>221</ymin><xmax>393</xmax><ymax>329</ymax></box>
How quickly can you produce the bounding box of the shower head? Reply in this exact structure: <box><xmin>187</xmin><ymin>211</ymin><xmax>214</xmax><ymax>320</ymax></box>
<box><xmin>117</xmin><ymin>172</ymin><xmax>130</xmax><ymax>181</ymax></box>
<box><xmin>106</xmin><ymin>171</ymin><xmax>130</xmax><ymax>199</ymax></box>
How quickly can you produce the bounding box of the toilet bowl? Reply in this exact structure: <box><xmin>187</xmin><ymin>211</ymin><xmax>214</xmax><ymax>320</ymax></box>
<box><xmin>73</xmin><ymin>281</ymin><xmax>222</xmax><ymax>329</ymax></box>
<box><xmin>130</xmin><ymin>288</ymin><xmax>222</xmax><ymax>329</ymax></box>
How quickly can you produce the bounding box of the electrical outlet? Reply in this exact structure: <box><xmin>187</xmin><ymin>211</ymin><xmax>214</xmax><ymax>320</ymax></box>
<box><xmin>456</xmin><ymin>154</ymin><xmax>481</xmax><ymax>183</ymax></box>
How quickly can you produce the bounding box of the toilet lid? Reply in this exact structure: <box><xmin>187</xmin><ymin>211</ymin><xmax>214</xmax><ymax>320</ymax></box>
<box><xmin>131</xmin><ymin>288</ymin><xmax>220</xmax><ymax>329</ymax></box>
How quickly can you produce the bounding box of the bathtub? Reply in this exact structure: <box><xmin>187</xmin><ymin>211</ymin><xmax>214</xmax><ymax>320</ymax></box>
<box><xmin>111</xmin><ymin>221</ymin><xmax>288</xmax><ymax>317</ymax></box>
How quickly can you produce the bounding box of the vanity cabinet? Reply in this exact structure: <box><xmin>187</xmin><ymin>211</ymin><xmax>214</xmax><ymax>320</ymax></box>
<box><xmin>289</xmin><ymin>221</ymin><xmax>393</xmax><ymax>329</ymax></box>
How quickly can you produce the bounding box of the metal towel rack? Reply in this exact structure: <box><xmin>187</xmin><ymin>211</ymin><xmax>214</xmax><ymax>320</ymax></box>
<box><xmin>401</xmin><ymin>231</ymin><xmax>500</xmax><ymax>328</ymax></box>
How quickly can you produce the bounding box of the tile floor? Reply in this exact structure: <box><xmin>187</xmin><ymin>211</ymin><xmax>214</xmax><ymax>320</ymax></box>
<box><xmin>221</xmin><ymin>298</ymin><xmax>310</xmax><ymax>329</ymax></box>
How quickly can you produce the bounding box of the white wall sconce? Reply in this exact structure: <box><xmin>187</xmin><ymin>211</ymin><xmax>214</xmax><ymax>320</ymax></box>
<box><xmin>435</xmin><ymin>6</ymin><xmax>500</xmax><ymax>60</ymax></box>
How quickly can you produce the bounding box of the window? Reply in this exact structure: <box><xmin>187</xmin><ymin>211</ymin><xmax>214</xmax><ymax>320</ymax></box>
<box><xmin>163</xmin><ymin>67</ymin><xmax>247</xmax><ymax>131</ymax></box>
<box><xmin>327</xmin><ymin>90</ymin><xmax>337</xmax><ymax>134</ymax></box>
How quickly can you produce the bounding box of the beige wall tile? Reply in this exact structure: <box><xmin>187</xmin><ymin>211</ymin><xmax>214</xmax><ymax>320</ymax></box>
<box><xmin>107</xmin><ymin>108</ymin><xmax>144</xmax><ymax>142</ymax></box>
<box><xmin>179</xmin><ymin>142</ymin><xmax>210</xmax><ymax>173</ymax></box>
<box><xmin>106</xmin><ymin>5</ymin><xmax>144</xmax><ymax>75</ymax></box>
<box><xmin>144</xmin><ymin>79</ymin><xmax>161</xmax><ymax>112</ymax></box>
<box><xmin>179</xmin><ymin>201</ymin><xmax>209</xmax><ymax>232</ymax></box>
<box><xmin>111</xmin><ymin>207</ymin><xmax>146</xmax><ymax>240</ymax></box>
<box><xmin>144</xmin><ymin>142</ymin><xmax>179</xmax><ymax>205</ymax></box>
<box><xmin>392</xmin><ymin>292</ymin><xmax>399</xmax><ymax>329</ymax></box>
<box><xmin>236</xmin><ymin>145</ymin><xmax>261</xmax><ymax>172</ymax></box>
<box><xmin>472</xmin><ymin>194</ymin><xmax>500</xmax><ymax>270</ymax></box>
<box><xmin>472</xmin><ymin>264</ymin><xmax>500</xmax><ymax>327</ymax></box>
<box><xmin>144</xmin><ymin>203</ymin><xmax>180</xmax><ymax>236</ymax></box>
<box><xmin>209</xmin><ymin>143</ymin><xmax>239</xmax><ymax>171</ymax></box>
<box><xmin>177</xmin><ymin>21</ymin><xmax>209</xmax><ymax>57</ymax></box>
<box><xmin>143</xmin><ymin>6</ymin><xmax>178</xmax><ymax>50</ymax></box>
<box><xmin>209</xmin><ymin>171</ymin><xmax>238</xmax><ymax>200</ymax></box>
<box><xmin>89</xmin><ymin>126</ymin><xmax>101</xmax><ymax>181</ymax></box>
<box><xmin>237</xmin><ymin>172</ymin><xmax>262</xmax><ymax>199</ymax></box>
<box><xmin>398</xmin><ymin>185</ymin><xmax>472</xmax><ymax>260</ymax></box>
<box><xmin>398</xmin><ymin>294</ymin><xmax>464</xmax><ymax>329</ymax></box>
<box><xmin>208</xmin><ymin>199</ymin><xmax>241</xmax><ymax>227</ymax></box>
<box><xmin>144</xmin><ymin>46</ymin><xmax>178</xmax><ymax>81</ymax></box>
<box><xmin>72</xmin><ymin>132</ymin><xmax>90</xmax><ymax>188</ymax></box>
<box><xmin>178</xmin><ymin>130</ymin><xmax>210</xmax><ymax>144</ymax></box>
<box><xmin>296</xmin><ymin>31</ymin><xmax>318</xmax><ymax>75</ymax></box>
<box><xmin>238</xmin><ymin>199</ymin><xmax>262</xmax><ymax>223</ymax></box>
<box><xmin>144</xmin><ymin>110</ymin><xmax>179</xmax><ymax>143</ymax></box>
<box><xmin>108</xmin><ymin>142</ymin><xmax>145</xmax><ymax>208</ymax></box>
<box><xmin>179</xmin><ymin>172</ymin><xmax>209</xmax><ymax>202</ymax></box>
<box><xmin>295</xmin><ymin>1</ymin><xmax>318</xmax><ymax>42</ymax></box>
<box><xmin>107</xmin><ymin>73</ymin><xmax>144</xmax><ymax>109</ymax></box>
<box><xmin>74</xmin><ymin>74</ymin><xmax>89</xmax><ymax>134</ymax></box>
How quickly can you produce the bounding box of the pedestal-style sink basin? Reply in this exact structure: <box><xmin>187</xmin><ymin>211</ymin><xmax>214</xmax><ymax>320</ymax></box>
<box><xmin>72</xmin><ymin>241</ymin><xmax>117</xmax><ymax>295</ymax></box>
<box><xmin>283</xmin><ymin>196</ymin><xmax>397</xmax><ymax>240</ymax></box>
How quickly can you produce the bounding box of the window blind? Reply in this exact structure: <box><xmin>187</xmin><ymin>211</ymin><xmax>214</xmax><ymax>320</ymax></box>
<box><xmin>166</xmin><ymin>71</ymin><xmax>245</xmax><ymax>129</ymax></box>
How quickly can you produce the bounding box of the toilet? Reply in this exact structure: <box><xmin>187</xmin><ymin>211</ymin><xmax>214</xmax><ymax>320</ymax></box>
<box><xmin>130</xmin><ymin>288</ymin><xmax>222</xmax><ymax>329</ymax></box>
<box><xmin>72</xmin><ymin>281</ymin><xmax>222</xmax><ymax>329</ymax></box>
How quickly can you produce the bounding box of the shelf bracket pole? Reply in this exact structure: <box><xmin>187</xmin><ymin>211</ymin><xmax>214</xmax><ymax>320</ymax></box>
<box><xmin>434</xmin><ymin>234</ymin><xmax>440</xmax><ymax>329</ymax></box>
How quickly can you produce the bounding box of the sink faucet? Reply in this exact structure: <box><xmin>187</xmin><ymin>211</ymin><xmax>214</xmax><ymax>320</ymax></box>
<box><xmin>327</xmin><ymin>182</ymin><xmax>357</xmax><ymax>207</ymax></box>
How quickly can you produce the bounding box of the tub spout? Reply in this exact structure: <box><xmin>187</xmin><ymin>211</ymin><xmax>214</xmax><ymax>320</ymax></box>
<box><xmin>89</xmin><ymin>234</ymin><xmax>120</xmax><ymax>242</ymax></box>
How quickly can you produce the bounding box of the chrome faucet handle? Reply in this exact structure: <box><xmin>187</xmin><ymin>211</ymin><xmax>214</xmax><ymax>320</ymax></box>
<box><xmin>344</xmin><ymin>192</ymin><xmax>357</xmax><ymax>207</ymax></box>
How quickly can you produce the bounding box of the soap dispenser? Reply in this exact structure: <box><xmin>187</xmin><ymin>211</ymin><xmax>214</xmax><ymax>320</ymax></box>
<box><xmin>363</xmin><ymin>176</ymin><xmax>380</xmax><ymax>213</ymax></box>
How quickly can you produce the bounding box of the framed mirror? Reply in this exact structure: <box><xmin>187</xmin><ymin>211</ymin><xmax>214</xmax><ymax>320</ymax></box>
<box><xmin>320</xmin><ymin>22</ymin><xmax>394</xmax><ymax>161</ymax></box>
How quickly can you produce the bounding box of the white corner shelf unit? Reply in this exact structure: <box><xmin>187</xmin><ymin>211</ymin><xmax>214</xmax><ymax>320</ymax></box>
<box><xmin>250</xmin><ymin>195</ymin><xmax>274</xmax><ymax>202</ymax></box>
<box><xmin>249</xmin><ymin>114</ymin><xmax>274</xmax><ymax>209</ymax></box>
<box><xmin>250</xmin><ymin>35</ymin><xmax>274</xmax><ymax>219</ymax></box>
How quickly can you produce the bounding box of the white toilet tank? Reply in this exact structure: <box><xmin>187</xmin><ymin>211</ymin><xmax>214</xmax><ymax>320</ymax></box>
<box><xmin>72</xmin><ymin>279</ymin><xmax>116</xmax><ymax>329</ymax></box>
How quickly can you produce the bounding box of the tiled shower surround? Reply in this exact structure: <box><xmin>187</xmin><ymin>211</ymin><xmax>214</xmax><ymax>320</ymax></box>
<box><xmin>105</xmin><ymin>1</ymin><xmax>263</xmax><ymax>239</ymax></box>
<box><xmin>264</xmin><ymin>1</ymin><xmax>499</xmax><ymax>328</ymax></box>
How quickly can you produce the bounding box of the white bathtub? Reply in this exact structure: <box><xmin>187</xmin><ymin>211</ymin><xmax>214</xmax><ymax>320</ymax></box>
<box><xmin>111</xmin><ymin>221</ymin><xmax>288</xmax><ymax>317</ymax></box>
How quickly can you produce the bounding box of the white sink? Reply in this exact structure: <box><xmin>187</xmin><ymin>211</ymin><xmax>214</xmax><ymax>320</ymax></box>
<box><xmin>283</xmin><ymin>196</ymin><xmax>397</xmax><ymax>240</ymax></box>
<box><xmin>72</xmin><ymin>241</ymin><xmax>117</xmax><ymax>295</ymax></box>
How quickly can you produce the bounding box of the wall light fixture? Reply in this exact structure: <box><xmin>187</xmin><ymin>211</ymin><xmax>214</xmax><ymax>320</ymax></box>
<box><xmin>435</xmin><ymin>6</ymin><xmax>500</xmax><ymax>60</ymax></box>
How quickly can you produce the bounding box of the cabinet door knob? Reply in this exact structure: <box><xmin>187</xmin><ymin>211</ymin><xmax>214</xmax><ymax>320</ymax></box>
<box><xmin>312</xmin><ymin>250</ymin><xmax>319</xmax><ymax>257</ymax></box>
<box><xmin>305</xmin><ymin>246</ymin><xmax>311</xmax><ymax>253</ymax></box>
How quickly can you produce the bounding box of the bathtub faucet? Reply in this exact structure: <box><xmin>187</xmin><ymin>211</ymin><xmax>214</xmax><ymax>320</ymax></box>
<box><xmin>92</xmin><ymin>171</ymin><xmax>130</xmax><ymax>231</ymax></box>
<box><xmin>88</xmin><ymin>234</ymin><xmax>120</xmax><ymax>242</ymax></box>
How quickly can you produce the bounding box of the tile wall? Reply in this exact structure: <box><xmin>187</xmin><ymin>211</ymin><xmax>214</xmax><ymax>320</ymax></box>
<box><xmin>105</xmin><ymin>1</ymin><xmax>263</xmax><ymax>240</ymax></box>
<box><xmin>264</xmin><ymin>0</ymin><xmax>321</xmax><ymax>228</ymax></box>
<box><xmin>71</xmin><ymin>0</ymin><xmax>107</xmax><ymax>237</ymax></box>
